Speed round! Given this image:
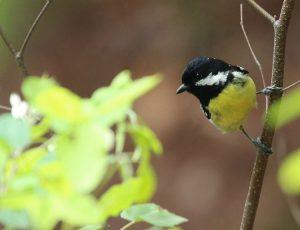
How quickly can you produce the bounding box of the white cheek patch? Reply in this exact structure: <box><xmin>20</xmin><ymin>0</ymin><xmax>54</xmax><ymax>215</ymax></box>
<box><xmin>232</xmin><ymin>71</ymin><xmax>245</xmax><ymax>78</ymax></box>
<box><xmin>195</xmin><ymin>71</ymin><xmax>229</xmax><ymax>86</ymax></box>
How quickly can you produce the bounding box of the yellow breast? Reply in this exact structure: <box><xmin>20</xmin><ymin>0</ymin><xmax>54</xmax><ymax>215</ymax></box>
<box><xmin>208</xmin><ymin>75</ymin><xmax>257</xmax><ymax>133</ymax></box>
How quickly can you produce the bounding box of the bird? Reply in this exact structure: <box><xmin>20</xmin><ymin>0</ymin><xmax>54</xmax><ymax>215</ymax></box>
<box><xmin>176</xmin><ymin>56</ymin><xmax>272</xmax><ymax>154</ymax></box>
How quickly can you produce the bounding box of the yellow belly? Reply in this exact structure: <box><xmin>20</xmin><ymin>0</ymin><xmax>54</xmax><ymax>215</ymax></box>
<box><xmin>208</xmin><ymin>75</ymin><xmax>257</xmax><ymax>133</ymax></box>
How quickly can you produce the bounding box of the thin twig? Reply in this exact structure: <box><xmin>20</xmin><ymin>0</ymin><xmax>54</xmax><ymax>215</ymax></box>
<box><xmin>120</xmin><ymin>221</ymin><xmax>136</xmax><ymax>230</ymax></box>
<box><xmin>15</xmin><ymin>55</ymin><xmax>29</xmax><ymax>77</ymax></box>
<box><xmin>247</xmin><ymin>0</ymin><xmax>276</xmax><ymax>24</ymax></box>
<box><xmin>0</xmin><ymin>105</ymin><xmax>11</xmax><ymax>111</ymax></box>
<box><xmin>0</xmin><ymin>0</ymin><xmax>53</xmax><ymax>78</ymax></box>
<box><xmin>283</xmin><ymin>79</ymin><xmax>300</xmax><ymax>91</ymax></box>
<box><xmin>240</xmin><ymin>0</ymin><xmax>295</xmax><ymax>229</ymax></box>
<box><xmin>0</xmin><ymin>24</ymin><xmax>29</xmax><ymax>76</ymax></box>
<box><xmin>240</xmin><ymin>4</ymin><xmax>268</xmax><ymax>112</ymax></box>
<box><xmin>0</xmin><ymin>26</ymin><xmax>17</xmax><ymax>56</ymax></box>
<box><xmin>19</xmin><ymin>0</ymin><xmax>52</xmax><ymax>56</ymax></box>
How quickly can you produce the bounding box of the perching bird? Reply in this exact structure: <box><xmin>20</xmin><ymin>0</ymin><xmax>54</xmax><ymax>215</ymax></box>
<box><xmin>176</xmin><ymin>56</ymin><xmax>272</xmax><ymax>154</ymax></box>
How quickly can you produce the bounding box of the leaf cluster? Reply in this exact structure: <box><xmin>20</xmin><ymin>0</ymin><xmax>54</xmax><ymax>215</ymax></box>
<box><xmin>268</xmin><ymin>88</ymin><xmax>300</xmax><ymax>196</ymax></box>
<box><xmin>0</xmin><ymin>71</ymin><xmax>179</xmax><ymax>229</ymax></box>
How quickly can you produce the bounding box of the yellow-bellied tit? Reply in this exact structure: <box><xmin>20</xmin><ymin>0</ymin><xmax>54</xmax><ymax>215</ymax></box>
<box><xmin>176</xmin><ymin>56</ymin><xmax>272</xmax><ymax>154</ymax></box>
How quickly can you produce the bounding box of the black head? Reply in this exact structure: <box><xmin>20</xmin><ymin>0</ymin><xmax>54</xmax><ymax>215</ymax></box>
<box><xmin>178</xmin><ymin>57</ymin><xmax>230</xmax><ymax>92</ymax></box>
<box><xmin>176</xmin><ymin>56</ymin><xmax>248</xmax><ymax>117</ymax></box>
<box><xmin>176</xmin><ymin>56</ymin><xmax>248</xmax><ymax>94</ymax></box>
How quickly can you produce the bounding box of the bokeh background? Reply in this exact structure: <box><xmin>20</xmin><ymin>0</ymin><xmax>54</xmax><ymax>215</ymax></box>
<box><xmin>1</xmin><ymin>0</ymin><xmax>300</xmax><ymax>229</ymax></box>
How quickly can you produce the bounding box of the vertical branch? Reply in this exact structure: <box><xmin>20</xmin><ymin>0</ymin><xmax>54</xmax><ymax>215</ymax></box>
<box><xmin>240</xmin><ymin>0</ymin><xmax>295</xmax><ymax>229</ymax></box>
<box><xmin>0</xmin><ymin>0</ymin><xmax>53</xmax><ymax>78</ymax></box>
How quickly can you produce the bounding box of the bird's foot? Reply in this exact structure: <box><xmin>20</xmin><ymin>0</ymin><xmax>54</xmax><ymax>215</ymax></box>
<box><xmin>257</xmin><ymin>85</ymin><xmax>282</xmax><ymax>95</ymax></box>
<box><xmin>252</xmin><ymin>137</ymin><xmax>273</xmax><ymax>155</ymax></box>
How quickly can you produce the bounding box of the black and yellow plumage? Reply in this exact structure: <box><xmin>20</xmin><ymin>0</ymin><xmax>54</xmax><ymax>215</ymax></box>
<box><xmin>176</xmin><ymin>56</ymin><xmax>257</xmax><ymax>133</ymax></box>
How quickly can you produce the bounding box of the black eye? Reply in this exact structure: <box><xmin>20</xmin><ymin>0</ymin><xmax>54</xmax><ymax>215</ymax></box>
<box><xmin>195</xmin><ymin>72</ymin><xmax>202</xmax><ymax>81</ymax></box>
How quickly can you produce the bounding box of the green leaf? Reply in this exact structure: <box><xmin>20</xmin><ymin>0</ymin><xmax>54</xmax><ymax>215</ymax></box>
<box><xmin>278</xmin><ymin>149</ymin><xmax>300</xmax><ymax>195</ymax></box>
<box><xmin>117</xmin><ymin>153</ymin><xmax>134</xmax><ymax>180</ymax></box>
<box><xmin>21</xmin><ymin>76</ymin><xmax>57</xmax><ymax>103</ymax></box>
<box><xmin>88</xmin><ymin>98</ymin><xmax>129</xmax><ymax>126</ymax></box>
<box><xmin>92</xmin><ymin>70</ymin><xmax>132</xmax><ymax>105</ymax></box>
<box><xmin>0</xmin><ymin>209</ymin><xmax>31</xmax><ymax>229</ymax></box>
<box><xmin>1</xmin><ymin>72</ymin><xmax>164</xmax><ymax>229</ymax></box>
<box><xmin>31</xmin><ymin>118</ymin><xmax>50</xmax><ymax>141</ymax></box>
<box><xmin>5</xmin><ymin>148</ymin><xmax>47</xmax><ymax>192</ymax></box>
<box><xmin>142</xmin><ymin>209</ymin><xmax>187</xmax><ymax>228</ymax></box>
<box><xmin>0</xmin><ymin>142</ymin><xmax>9</xmax><ymax>169</ymax></box>
<box><xmin>111</xmin><ymin>70</ymin><xmax>132</xmax><ymax>87</ymax></box>
<box><xmin>14</xmin><ymin>147</ymin><xmax>47</xmax><ymax>174</ymax></box>
<box><xmin>268</xmin><ymin>88</ymin><xmax>300</xmax><ymax>128</ymax></box>
<box><xmin>55</xmin><ymin>123</ymin><xmax>113</xmax><ymax>193</ymax></box>
<box><xmin>0</xmin><ymin>190</ymin><xmax>100</xmax><ymax>229</ymax></box>
<box><xmin>36</xmin><ymin>161</ymin><xmax>72</xmax><ymax>195</ymax></box>
<box><xmin>50</xmin><ymin>194</ymin><xmax>100</xmax><ymax>226</ymax></box>
<box><xmin>129</xmin><ymin>124</ymin><xmax>163</xmax><ymax>156</ymax></box>
<box><xmin>121</xmin><ymin>203</ymin><xmax>188</xmax><ymax>228</ymax></box>
<box><xmin>115</xmin><ymin>122</ymin><xmax>126</xmax><ymax>153</ymax></box>
<box><xmin>136</xmin><ymin>152</ymin><xmax>156</xmax><ymax>199</ymax></box>
<box><xmin>0</xmin><ymin>113</ymin><xmax>31</xmax><ymax>150</ymax></box>
<box><xmin>115</xmin><ymin>122</ymin><xmax>134</xmax><ymax>180</ymax></box>
<box><xmin>97</xmin><ymin>152</ymin><xmax>156</xmax><ymax>223</ymax></box>
<box><xmin>121</xmin><ymin>203</ymin><xmax>158</xmax><ymax>221</ymax></box>
<box><xmin>9</xmin><ymin>175</ymin><xmax>40</xmax><ymax>191</ymax></box>
<box><xmin>34</xmin><ymin>86</ymin><xmax>85</xmax><ymax>131</ymax></box>
<box><xmin>97</xmin><ymin>177</ymin><xmax>146</xmax><ymax>222</ymax></box>
<box><xmin>91</xmin><ymin>72</ymin><xmax>161</xmax><ymax>126</ymax></box>
<box><xmin>92</xmin><ymin>71</ymin><xmax>132</xmax><ymax>106</ymax></box>
<box><xmin>0</xmin><ymin>193</ymin><xmax>58</xmax><ymax>230</ymax></box>
<box><xmin>96</xmin><ymin>74</ymin><xmax>161</xmax><ymax>114</ymax></box>
<box><xmin>22</xmin><ymin>76</ymin><xmax>90</xmax><ymax>132</ymax></box>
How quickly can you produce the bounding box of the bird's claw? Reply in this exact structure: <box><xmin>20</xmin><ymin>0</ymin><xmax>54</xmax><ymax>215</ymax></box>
<box><xmin>252</xmin><ymin>137</ymin><xmax>273</xmax><ymax>155</ymax></box>
<box><xmin>257</xmin><ymin>85</ymin><xmax>282</xmax><ymax>95</ymax></box>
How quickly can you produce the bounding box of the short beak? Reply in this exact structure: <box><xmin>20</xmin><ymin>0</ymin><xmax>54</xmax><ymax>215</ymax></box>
<box><xmin>176</xmin><ymin>84</ymin><xmax>189</xmax><ymax>94</ymax></box>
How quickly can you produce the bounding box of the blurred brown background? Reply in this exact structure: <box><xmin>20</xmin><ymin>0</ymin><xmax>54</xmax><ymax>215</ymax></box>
<box><xmin>1</xmin><ymin>0</ymin><xmax>300</xmax><ymax>229</ymax></box>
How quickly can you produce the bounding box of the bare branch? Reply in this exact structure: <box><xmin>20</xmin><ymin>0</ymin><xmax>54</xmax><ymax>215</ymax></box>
<box><xmin>247</xmin><ymin>0</ymin><xmax>276</xmax><ymax>24</ymax></box>
<box><xmin>0</xmin><ymin>26</ymin><xmax>29</xmax><ymax>76</ymax></box>
<box><xmin>0</xmin><ymin>26</ymin><xmax>17</xmax><ymax>56</ymax></box>
<box><xmin>240</xmin><ymin>0</ymin><xmax>296</xmax><ymax>229</ymax></box>
<box><xmin>19</xmin><ymin>0</ymin><xmax>53</xmax><ymax>56</ymax></box>
<box><xmin>283</xmin><ymin>79</ymin><xmax>300</xmax><ymax>91</ymax></box>
<box><xmin>240</xmin><ymin>4</ymin><xmax>268</xmax><ymax>112</ymax></box>
<box><xmin>0</xmin><ymin>105</ymin><xmax>11</xmax><ymax>111</ymax></box>
<box><xmin>0</xmin><ymin>0</ymin><xmax>53</xmax><ymax>78</ymax></box>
